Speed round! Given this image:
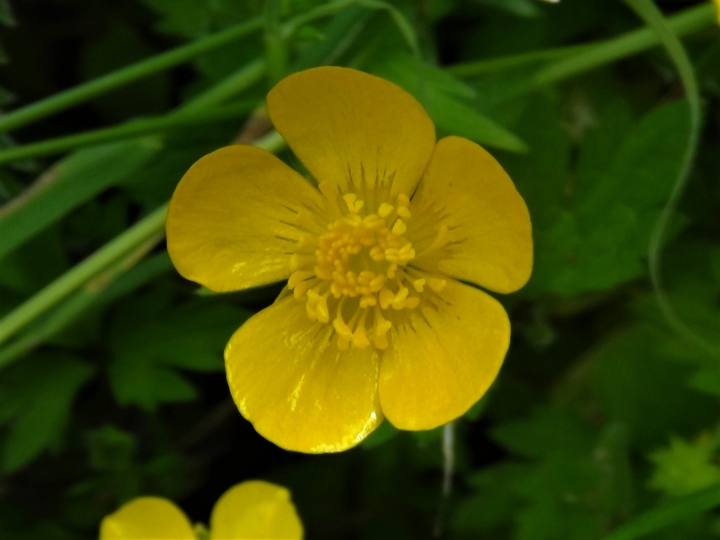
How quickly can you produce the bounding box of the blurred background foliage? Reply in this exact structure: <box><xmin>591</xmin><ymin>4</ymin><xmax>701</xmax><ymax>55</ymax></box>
<box><xmin>0</xmin><ymin>0</ymin><xmax>719</xmax><ymax>538</ymax></box>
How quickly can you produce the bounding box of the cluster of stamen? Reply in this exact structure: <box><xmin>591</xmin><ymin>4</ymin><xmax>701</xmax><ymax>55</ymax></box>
<box><xmin>288</xmin><ymin>183</ymin><xmax>446</xmax><ymax>351</ymax></box>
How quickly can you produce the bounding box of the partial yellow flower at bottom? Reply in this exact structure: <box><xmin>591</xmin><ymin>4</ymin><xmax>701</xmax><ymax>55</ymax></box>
<box><xmin>167</xmin><ymin>67</ymin><xmax>533</xmax><ymax>454</ymax></box>
<box><xmin>100</xmin><ymin>481</ymin><xmax>303</xmax><ymax>540</ymax></box>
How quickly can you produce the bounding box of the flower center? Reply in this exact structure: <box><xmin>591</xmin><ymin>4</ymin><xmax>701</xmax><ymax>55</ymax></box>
<box><xmin>288</xmin><ymin>182</ymin><xmax>446</xmax><ymax>351</ymax></box>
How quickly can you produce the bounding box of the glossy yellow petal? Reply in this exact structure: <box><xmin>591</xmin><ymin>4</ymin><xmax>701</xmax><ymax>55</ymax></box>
<box><xmin>225</xmin><ymin>295</ymin><xmax>382</xmax><ymax>453</ymax></box>
<box><xmin>267</xmin><ymin>67</ymin><xmax>435</xmax><ymax>197</ymax></box>
<box><xmin>210</xmin><ymin>481</ymin><xmax>303</xmax><ymax>540</ymax></box>
<box><xmin>167</xmin><ymin>145</ymin><xmax>324</xmax><ymax>292</ymax></box>
<box><xmin>411</xmin><ymin>136</ymin><xmax>533</xmax><ymax>294</ymax></box>
<box><xmin>379</xmin><ymin>278</ymin><xmax>510</xmax><ymax>430</ymax></box>
<box><xmin>100</xmin><ymin>497</ymin><xmax>196</xmax><ymax>540</ymax></box>
<box><xmin>715</xmin><ymin>0</ymin><xmax>720</xmax><ymax>24</ymax></box>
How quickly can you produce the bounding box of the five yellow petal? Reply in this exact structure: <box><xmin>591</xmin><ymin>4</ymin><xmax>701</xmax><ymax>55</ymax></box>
<box><xmin>379</xmin><ymin>278</ymin><xmax>510</xmax><ymax>430</ymax></box>
<box><xmin>225</xmin><ymin>293</ymin><xmax>382</xmax><ymax>453</ymax></box>
<box><xmin>267</xmin><ymin>67</ymin><xmax>436</xmax><ymax>197</ymax></box>
<box><xmin>411</xmin><ymin>136</ymin><xmax>533</xmax><ymax>294</ymax></box>
<box><xmin>167</xmin><ymin>145</ymin><xmax>324</xmax><ymax>293</ymax></box>
<box><xmin>167</xmin><ymin>66</ymin><xmax>533</xmax><ymax>453</ymax></box>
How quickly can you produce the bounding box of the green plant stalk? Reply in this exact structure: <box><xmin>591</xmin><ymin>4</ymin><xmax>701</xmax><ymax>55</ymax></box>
<box><xmin>0</xmin><ymin>103</ymin><xmax>255</xmax><ymax>164</ymax></box>
<box><xmin>0</xmin><ymin>243</ymin><xmax>171</xmax><ymax>369</ymax></box>
<box><xmin>0</xmin><ymin>57</ymin><xmax>266</xmax><ymax>165</ymax></box>
<box><xmin>0</xmin><ymin>130</ymin><xmax>286</xmax><ymax>349</ymax></box>
<box><xmin>265</xmin><ymin>0</ymin><xmax>288</xmax><ymax>85</ymax></box>
<box><xmin>532</xmin><ymin>3</ymin><xmax>714</xmax><ymax>86</ymax></box>
<box><xmin>446</xmin><ymin>3</ymin><xmax>713</xmax><ymax>81</ymax></box>
<box><xmin>182</xmin><ymin>58</ymin><xmax>266</xmax><ymax>112</ymax></box>
<box><xmin>0</xmin><ymin>205</ymin><xmax>167</xmax><ymax>346</ymax></box>
<box><xmin>601</xmin><ymin>485</ymin><xmax>720</xmax><ymax>540</ymax></box>
<box><xmin>624</xmin><ymin>0</ymin><xmax>720</xmax><ymax>358</ymax></box>
<box><xmin>0</xmin><ymin>17</ymin><xmax>263</xmax><ymax>134</ymax></box>
<box><xmin>445</xmin><ymin>44</ymin><xmax>594</xmax><ymax>77</ymax></box>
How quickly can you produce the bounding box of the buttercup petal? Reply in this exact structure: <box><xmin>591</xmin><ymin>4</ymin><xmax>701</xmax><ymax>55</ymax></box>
<box><xmin>379</xmin><ymin>278</ymin><xmax>510</xmax><ymax>430</ymax></box>
<box><xmin>411</xmin><ymin>136</ymin><xmax>533</xmax><ymax>294</ymax></box>
<box><xmin>267</xmin><ymin>66</ymin><xmax>436</xmax><ymax>197</ymax></box>
<box><xmin>167</xmin><ymin>145</ymin><xmax>324</xmax><ymax>292</ymax></box>
<box><xmin>210</xmin><ymin>481</ymin><xmax>303</xmax><ymax>540</ymax></box>
<box><xmin>225</xmin><ymin>295</ymin><xmax>382</xmax><ymax>453</ymax></box>
<box><xmin>100</xmin><ymin>497</ymin><xmax>196</xmax><ymax>540</ymax></box>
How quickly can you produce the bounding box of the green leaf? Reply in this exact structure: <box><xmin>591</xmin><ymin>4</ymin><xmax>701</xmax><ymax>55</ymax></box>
<box><xmin>486</xmin><ymin>411</ymin><xmax>634</xmax><ymax>540</ymax></box>
<box><xmin>649</xmin><ymin>435</ymin><xmax>720</xmax><ymax>498</ymax></box>
<box><xmin>107</xmin><ymin>291</ymin><xmax>249</xmax><ymax>410</ymax></box>
<box><xmin>590</xmin><ymin>325</ymin><xmax>717</xmax><ymax>450</ymax></box>
<box><xmin>372</xmin><ymin>54</ymin><xmax>527</xmax><ymax>152</ymax></box>
<box><xmin>0</xmin><ymin>139</ymin><xmax>162</xmax><ymax>261</ymax></box>
<box><xmin>492</xmin><ymin>407</ymin><xmax>596</xmax><ymax>460</ymax></box>
<box><xmin>508</xmin><ymin>98</ymin><xmax>691</xmax><ymax>296</ymax></box>
<box><xmin>0</xmin><ymin>353</ymin><xmax>94</xmax><ymax>472</ymax></box>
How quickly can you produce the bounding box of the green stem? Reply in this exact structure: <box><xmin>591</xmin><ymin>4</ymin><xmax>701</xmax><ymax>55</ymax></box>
<box><xmin>265</xmin><ymin>0</ymin><xmax>288</xmax><ymax>85</ymax></box>
<box><xmin>532</xmin><ymin>3</ymin><xmax>714</xmax><ymax>86</ymax></box>
<box><xmin>0</xmin><ymin>205</ymin><xmax>168</xmax><ymax>346</ymax></box>
<box><xmin>601</xmin><ymin>485</ymin><xmax>720</xmax><ymax>540</ymax></box>
<box><xmin>0</xmin><ymin>252</ymin><xmax>172</xmax><ymax>369</ymax></box>
<box><xmin>0</xmin><ymin>103</ymin><xmax>255</xmax><ymax>164</ymax></box>
<box><xmin>0</xmin><ymin>130</ymin><xmax>286</xmax><ymax>349</ymax></box>
<box><xmin>0</xmin><ymin>17</ymin><xmax>263</xmax><ymax>133</ymax></box>
<box><xmin>624</xmin><ymin>0</ymin><xmax>720</xmax><ymax>358</ymax></box>
<box><xmin>445</xmin><ymin>44</ymin><xmax>593</xmax><ymax>78</ymax></box>
<box><xmin>182</xmin><ymin>58</ymin><xmax>266</xmax><ymax>112</ymax></box>
<box><xmin>0</xmin><ymin>57</ymin><xmax>266</xmax><ymax>165</ymax></box>
<box><xmin>445</xmin><ymin>4</ymin><xmax>714</xmax><ymax>82</ymax></box>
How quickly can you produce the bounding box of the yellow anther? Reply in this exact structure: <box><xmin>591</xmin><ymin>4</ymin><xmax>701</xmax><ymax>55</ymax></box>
<box><xmin>392</xmin><ymin>287</ymin><xmax>409</xmax><ymax>310</ymax></box>
<box><xmin>428</xmin><ymin>278</ymin><xmax>447</xmax><ymax>292</ymax></box>
<box><xmin>397</xmin><ymin>205</ymin><xmax>411</xmax><ymax>219</ymax></box>
<box><xmin>333</xmin><ymin>316</ymin><xmax>353</xmax><ymax>339</ymax></box>
<box><xmin>315</xmin><ymin>294</ymin><xmax>330</xmax><ymax>323</ymax></box>
<box><xmin>372</xmin><ymin>306</ymin><xmax>392</xmax><ymax>349</ymax></box>
<box><xmin>378</xmin><ymin>203</ymin><xmax>394</xmax><ymax>217</ymax></box>
<box><xmin>289</xmin><ymin>270</ymin><xmax>314</xmax><ymax>289</ymax></box>
<box><xmin>404</xmin><ymin>297</ymin><xmax>420</xmax><ymax>309</ymax></box>
<box><xmin>397</xmin><ymin>194</ymin><xmax>410</xmax><ymax>207</ymax></box>
<box><xmin>342</xmin><ymin>193</ymin><xmax>364</xmax><ymax>214</ymax></box>
<box><xmin>379</xmin><ymin>289</ymin><xmax>394</xmax><ymax>309</ymax></box>
<box><xmin>392</xmin><ymin>219</ymin><xmax>407</xmax><ymax>236</ymax></box>
<box><xmin>369</xmin><ymin>275</ymin><xmax>386</xmax><ymax>292</ymax></box>
<box><xmin>289</xmin><ymin>253</ymin><xmax>314</xmax><ymax>272</ymax></box>
<box><xmin>343</xmin><ymin>193</ymin><xmax>357</xmax><ymax>210</ymax></box>
<box><xmin>352</xmin><ymin>310</ymin><xmax>370</xmax><ymax>348</ymax></box>
<box><xmin>412</xmin><ymin>279</ymin><xmax>425</xmax><ymax>292</ymax></box>
<box><xmin>293</xmin><ymin>279</ymin><xmax>314</xmax><ymax>298</ymax></box>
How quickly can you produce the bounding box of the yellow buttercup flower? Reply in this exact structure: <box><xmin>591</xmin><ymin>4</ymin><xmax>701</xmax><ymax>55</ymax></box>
<box><xmin>167</xmin><ymin>67</ymin><xmax>533</xmax><ymax>453</ymax></box>
<box><xmin>100</xmin><ymin>480</ymin><xmax>303</xmax><ymax>539</ymax></box>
